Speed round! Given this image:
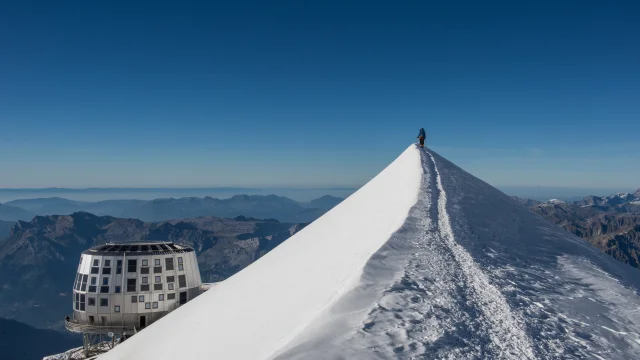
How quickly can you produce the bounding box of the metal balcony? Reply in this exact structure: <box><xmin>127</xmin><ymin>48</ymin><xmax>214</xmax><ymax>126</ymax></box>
<box><xmin>65</xmin><ymin>318</ymin><xmax>137</xmax><ymax>335</ymax></box>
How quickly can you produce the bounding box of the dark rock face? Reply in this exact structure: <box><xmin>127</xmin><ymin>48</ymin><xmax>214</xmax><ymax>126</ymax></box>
<box><xmin>524</xmin><ymin>192</ymin><xmax>640</xmax><ymax>269</ymax></box>
<box><xmin>0</xmin><ymin>212</ymin><xmax>306</xmax><ymax>329</ymax></box>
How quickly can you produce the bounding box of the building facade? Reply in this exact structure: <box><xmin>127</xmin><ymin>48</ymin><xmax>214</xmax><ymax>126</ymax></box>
<box><xmin>69</xmin><ymin>242</ymin><xmax>202</xmax><ymax>332</ymax></box>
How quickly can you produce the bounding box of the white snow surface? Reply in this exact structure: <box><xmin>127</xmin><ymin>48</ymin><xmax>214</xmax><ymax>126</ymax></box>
<box><xmin>99</xmin><ymin>145</ymin><xmax>423</xmax><ymax>360</ymax></box>
<box><xmin>100</xmin><ymin>145</ymin><xmax>640</xmax><ymax>360</ymax></box>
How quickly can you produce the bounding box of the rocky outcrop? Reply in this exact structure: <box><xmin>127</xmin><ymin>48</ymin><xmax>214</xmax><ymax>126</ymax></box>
<box><xmin>526</xmin><ymin>192</ymin><xmax>640</xmax><ymax>269</ymax></box>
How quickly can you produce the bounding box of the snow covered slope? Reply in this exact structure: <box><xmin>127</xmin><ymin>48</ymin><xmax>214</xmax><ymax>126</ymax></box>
<box><xmin>100</xmin><ymin>145</ymin><xmax>423</xmax><ymax>360</ymax></box>
<box><xmin>101</xmin><ymin>145</ymin><xmax>640</xmax><ymax>360</ymax></box>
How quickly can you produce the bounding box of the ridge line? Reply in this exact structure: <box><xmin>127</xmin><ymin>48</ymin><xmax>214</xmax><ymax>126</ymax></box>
<box><xmin>426</xmin><ymin>149</ymin><xmax>537</xmax><ymax>359</ymax></box>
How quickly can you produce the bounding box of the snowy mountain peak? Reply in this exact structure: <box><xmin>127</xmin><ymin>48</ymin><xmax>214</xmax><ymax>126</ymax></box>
<box><xmin>100</xmin><ymin>146</ymin><xmax>640</xmax><ymax>360</ymax></box>
<box><xmin>546</xmin><ymin>198</ymin><xmax>566</xmax><ymax>205</ymax></box>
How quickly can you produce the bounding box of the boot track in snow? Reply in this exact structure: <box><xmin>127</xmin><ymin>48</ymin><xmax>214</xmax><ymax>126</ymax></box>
<box><xmin>423</xmin><ymin>149</ymin><xmax>535</xmax><ymax>359</ymax></box>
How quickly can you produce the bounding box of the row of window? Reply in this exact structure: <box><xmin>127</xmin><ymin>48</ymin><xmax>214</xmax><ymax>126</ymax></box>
<box><xmin>74</xmin><ymin>292</ymin><xmax>179</xmax><ymax>311</ymax></box>
<box><xmin>92</xmin><ymin>257</ymin><xmax>182</xmax><ymax>268</ymax></box>
<box><xmin>88</xmin><ymin>257</ymin><xmax>186</xmax><ymax>275</ymax></box>
<box><xmin>75</xmin><ymin>272</ymin><xmax>188</xmax><ymax>293</ymax></box>
<box><xmin>131</xmin><ymin>293</ymin><xmax>175</xmax><ymax>302</ymax></box>
<box><xmin>126</xmin><ymin>275</ymin><xmax>186</xmax><ymax>292</ymax></box>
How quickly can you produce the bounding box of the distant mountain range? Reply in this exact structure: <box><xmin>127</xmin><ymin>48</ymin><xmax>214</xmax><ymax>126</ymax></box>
<box><xmin>514</xmin><ymin>188</ymin><xmax>640</xmax><ymax>268</ymax></box>
<box><xmin>0</xmin><ymin>212</ymin><xmax>307</xmax><ymax>330</ymax></box>
<box><xmin>0</xmin><ymin>194</ymin><xmax>344</xmax><ymax>223</ymax></box>
<box><xmin>0</xmin><ymin>203</ymin><xmax>35</xmax><ymax>222</ymax></box>
<box><xmin>0</xmin><ymin>318</ymin><xmax>80</xmax><ymax>360</ymax></box>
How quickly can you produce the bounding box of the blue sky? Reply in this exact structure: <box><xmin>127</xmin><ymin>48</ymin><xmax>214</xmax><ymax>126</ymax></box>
<box><xmin>1</xmin><ymin>1</ymin><xmax>638</xmax><ymax>189</ymax></box>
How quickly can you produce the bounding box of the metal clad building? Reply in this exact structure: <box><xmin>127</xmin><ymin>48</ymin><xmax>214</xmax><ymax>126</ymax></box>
<box><xmin>68</xmin><ymin>241</ymin><xmax>202</xmax><ymax>335</ymax></box>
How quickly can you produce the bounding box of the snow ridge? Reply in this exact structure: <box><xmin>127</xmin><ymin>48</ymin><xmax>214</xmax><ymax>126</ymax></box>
<box><xmin>426</xmin><ymin>150</ymin><xmax>536</xmax><ymax>359</ymax></box>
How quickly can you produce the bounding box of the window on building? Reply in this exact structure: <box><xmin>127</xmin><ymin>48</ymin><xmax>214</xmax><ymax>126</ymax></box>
<box><xmin>167</xmin><ymin>293</ymin><xmax>176</xmax><ymax>300</ymax></box>
<box><xmin>178</xmin><ymin>275</ymin><xmax>186</xmax><ymax>288</ymax></box>
<box><xmin>74</xmin><ymin>273</ymin><xmax>80</xmax><ymax>291</ymax></box>
<box><xmin>141</xmin><ymin>284</ymin><xmax>150</xmax><ymax>291</ymax></box>
<box><xmin>155</xmin><ymin>276</ymin><xmax>161</xmax><ymax>283</ymax></box>
<box><xmin>114</xmin><ymin>305</ymin><xmax>120</xmax><ymax>313</ymax></box>
<box><xmin>88</xmin><ymin>297</ymin><xmax>96</xmax><ymax>306</ymax></box>
<box><xmin>159</xmin><ymin>294</ymin><xmax>164</xmax><ymax>301</ymax></box>
<box><xmin>165</xmin><ymin>258</ymin><xmax>174</xmax><ymax>271</ymax></box>
<box><xmin>131</xmin><ymin>296</ymin><xmax>137</xmax><ymax>303</ymax></box>
<box><xmin>178</xmin><ymin>257</ymin><xmax>183</xmax><ymax>264</ymax></box>
<box><xmin>168</xmin><ymin>283</ymin><xmax>174</xmax><ymax>290</ymax></box>
<box><xmin>152</xmin><ymin>302</ymin><xmax>158</xmax><ymax>309</ymax></box>
<box><xmin>127</xmin><ymin>279</ymin><xmax>136</xmax><ymax>292</ymax></box>
<box><xmin>102</xmin><ymin>267</ymin><xmax>111</xmax><ymax>275</ymax></box>
<box><xmin>178</xmin><ymin>264</ymin><xmax>184</xmax><ymax>271</ymax></box>
<box><xmin>115</xmin><ymin>286</ymin><xmax>121</xmax><ymax>293</ymax></box>
<box><xmin>81</xmin><ymin>275</ymin><xmax>88</xmax><ymax>291</ymax></box>
<box><xmin>155</xmin><ymin>259</ymin><xmax>160</xmax><ymax>266</ymax></box>
<box><xmin>154</xmin><ymin>266</ymin><xmax>162</xmax><ymax>273</ymax></box>
<box><xmin>116</xmin><ymin>260</ymin><xmax>122</xmax><ymax>274</ymax></box>
<box><xmin>142</xmin><ymin>259</ymin><xmax>148</xmax><ymax>266</ymax></box>
<box><xmin>128</xmin><ymin>259</ymin><xmax>137</xmax><ymax>273</ymax></box>
<box><xmin>89</xmin><ymin>316</ymin><xmax>95</xmax><ymax>324</ymax></box>
<box><xmin>88</xmin><ymin>285</ymin><xmax>97</xmax><ymax>293</ymax></box>
<box><xmin>142</xmin><ymin>277</ymin><xmax>148</xmax><ymax>284</ymax></box>
<box><xmin>75</xmin><ymin>292</ymin><xmax>79</xmax><ymax>310</ymax></box>
<box><xmin>145</xmin><ymin>302</ymin><xmax>151</xmax><ymax>309</ymax></box>
<box><xmin>141</xmin><ymin>267</ymin><xmax>149</xmax><ymax>274</ymax></box>
<box><xmin>166</xmin><ymin>276</ymin><xmax>175</xmax><ymax>283</ymax></box>
<box><xmin>100</xmin><ymin>286</ymin><xmax>109</xmax><ymax>293</ymax></box>
<box><xmin>93</xmin><ymin>259</ymin><xmax>100</xmax><ymax>267</ymax></box>
<box><xmin>91</xmin><ymin>267</ymin><xmax>100</xmax><ymax>274</ymax></box>
<box><xmin>91</xmin><ymin>277</ymin><xmax>97</xmax><ymax>285</ymax></box>
<box><xmin>104</xmin><ymin>259</ymin><xmax>111</xmax><ymax>267</ymax></box>
<box><xmin>100</xmin><ymin>298</ymin><xmax>108</xmax><ymax>307</ymax></box>
<box><xmin>102</xmin><ymin>277</ymin><xmax>109</xmax><ymax>285</ymax></box>
<box><xmin>154</xmin><ymin>283</ymin><xmax>162</xmax><ymax>291</ymax></box>
<box><xmin>80</xmin><ymin>294</ymin><xmax>86</xmax><ymax>311</ymax></box>
<box><xmin>139</xmin><ymin>295</ymin><xmax>145</xmax><ymax>302</ymax></box>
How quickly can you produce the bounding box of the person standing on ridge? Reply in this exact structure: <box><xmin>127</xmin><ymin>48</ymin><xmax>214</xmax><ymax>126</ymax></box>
<box><xmin>417</xmin><ymin>128</ymin><xmax>426</xmax><ymax>148</ymax></box>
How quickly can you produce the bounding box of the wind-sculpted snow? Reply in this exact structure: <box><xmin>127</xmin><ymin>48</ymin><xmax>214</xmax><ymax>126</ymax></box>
<box><xmin>430</xmin><ymin>149</ymin><xmax>640</xmax><ymax>359</ymax></box>
<box><xmin>99</xmin><ymin>145</ymin><xmax>640</xmax><ymax>360</ymax></box>
<box><xmin>99</xmin><ymin>146</ymin><xmax>422</xmax><ymax>360</ymax></box>
<box><xmin>276</xmin><ymin>147</ymin><xmax>640</xmax><ymax>360</ymax></box>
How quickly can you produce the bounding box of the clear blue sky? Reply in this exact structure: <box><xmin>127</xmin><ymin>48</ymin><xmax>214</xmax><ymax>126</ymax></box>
<box><xmin>1</xmin><ymin>1</ymin><xmax>638</xmax><ymax>189</ymax></box>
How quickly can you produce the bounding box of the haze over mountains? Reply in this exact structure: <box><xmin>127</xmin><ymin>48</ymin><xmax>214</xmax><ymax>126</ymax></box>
<box><xmin>0</xmin><ymin>187</ymin><xmax>355</xmax><ymax>203</ymax></box>
<box><xmin>0</xmin><ymin>203</ymin><xmax>35</xmax><ymax>222</ymax></box>
<box><xmin>0</xmin><ymin>194</ymin><xmax>344</xmax><ymax>223</ymax></box>
<box><xmin>0</xmin><ymin>220</ymin><xmax>14</xmax><ymax>239</ymax></box>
